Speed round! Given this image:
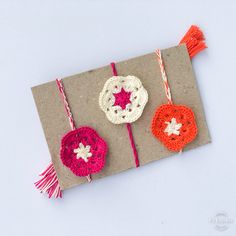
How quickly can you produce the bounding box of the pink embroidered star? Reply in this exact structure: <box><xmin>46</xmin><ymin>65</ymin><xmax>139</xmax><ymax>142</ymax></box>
<box><xmin>113</xmin><ymin>88</ymin><xmax>131</xmax><ymax>110</ymax></box>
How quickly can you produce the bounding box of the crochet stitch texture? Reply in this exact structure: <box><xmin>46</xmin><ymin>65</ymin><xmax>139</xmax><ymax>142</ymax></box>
<box><xmin>151</xmin><ymin>104</ymin><xmax>198</xmax><ymax>151</ymax></box>
<box><xmin>60</xmin><ymin>127</ymin><xmax>107</xmax><ymax>177</ymax></box>
<box><xmin>99</xmin><ymin>75</ymin><xmax>148</xmax><ymax>124</ymax></box>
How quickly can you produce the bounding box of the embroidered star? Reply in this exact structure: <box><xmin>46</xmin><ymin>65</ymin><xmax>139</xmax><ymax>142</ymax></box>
<box><xmin>164</xmin><ymin>118</ymin><xmax>182</xmax><ymax>136</ymax></box>
<box><xmin>113</xmin><ymin>88</ymin><xmax>131</xmax><ymax>110</ymax></box>
<box><xmin>74</xmin><ymin>143</ymin><xmax>92</xmax><ymax>162</ymax></box>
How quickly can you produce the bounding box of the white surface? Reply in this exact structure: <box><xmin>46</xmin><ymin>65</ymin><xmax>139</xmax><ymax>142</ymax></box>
<box><xmin>0</xmin><ymin>1</ymin><xmax>235</xmax><ymax>235</ymax></box>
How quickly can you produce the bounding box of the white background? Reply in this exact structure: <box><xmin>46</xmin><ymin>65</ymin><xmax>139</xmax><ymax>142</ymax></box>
<box><xmin>0</xmin><ymin>1</ymin><xmax>235</xmax><ymax>235</ymax></box>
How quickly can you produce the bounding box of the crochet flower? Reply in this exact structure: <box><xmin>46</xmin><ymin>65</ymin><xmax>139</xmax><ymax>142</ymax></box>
<box><xmin>99</xmin><ymin>76</ymin><xmax>148</xmax><ymax>124</ymax></box>
<box><xmin>151</xmin><ymin>104</ymin><xmax>198</xmax><ymax>152</ymax></box>
<box><xmin>60</xmin><ymin>127</ymin><xmax>107</xmax><ymax>177</ymax></box>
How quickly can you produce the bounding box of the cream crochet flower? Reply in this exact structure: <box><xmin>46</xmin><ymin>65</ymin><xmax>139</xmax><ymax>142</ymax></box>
<box><xmin>99</xmin><ymin>76</ymin><xmax>148</xmax><ymax>124</ymax></box>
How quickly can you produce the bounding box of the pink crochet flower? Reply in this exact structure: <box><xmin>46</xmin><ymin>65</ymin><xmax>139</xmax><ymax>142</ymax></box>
<box><xmin>60</xmin><ymin>127</ymin><xmax>107</xmax><ymax>177</ymax></box>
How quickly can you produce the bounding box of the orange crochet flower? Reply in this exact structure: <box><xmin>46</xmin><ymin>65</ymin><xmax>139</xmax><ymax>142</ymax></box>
<box><xmin>151</xmin><ymin>104</ymin><xmax>198</xmax><ymax>152</ymax></box>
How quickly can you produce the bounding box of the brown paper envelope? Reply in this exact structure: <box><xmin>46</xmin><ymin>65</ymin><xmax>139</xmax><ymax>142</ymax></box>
<box><xmin>32</xmin><ymin>45</ymin><xmax>211</xmax><ymax>190</ymax></box>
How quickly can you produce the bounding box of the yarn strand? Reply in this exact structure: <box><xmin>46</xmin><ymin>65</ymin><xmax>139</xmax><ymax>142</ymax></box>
<box><xmin>126</xmin><ymin>123</ymin><xmax>139</xmax><ymax>167</ymax></box>
<box><xmin>155</xmin><ymin>50</ymin><xmax>173</xmax><ymax>105</ymax></box>
<box><xmin>56</xmin><ymin>79</ymin><xmax>76</xmax><ymax>131</ymax></box>
<box><xmin>56</xmin><ymin>79</ymin><xmax>92</xmax><ymax>183</ymax></box>
<box><xmin>110</xmin><ymin>62</ymin><xmax>140</xmax><ymax>167</ymax></box>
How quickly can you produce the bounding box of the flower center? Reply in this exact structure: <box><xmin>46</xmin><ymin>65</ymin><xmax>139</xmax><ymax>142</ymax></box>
<box><xmin>113</xmin><ymin>88</ymin><xmax>131</xmax><ymax>110</ymax></box>
<box><xmin>73</xmin><ymin>143</ymin><xmax>92</xmax><ymax>162</ymax></box>
<box><xmin>164</xmin><ymin>118</ymin><xmax>182</xmax><ymax>136</ymax></box>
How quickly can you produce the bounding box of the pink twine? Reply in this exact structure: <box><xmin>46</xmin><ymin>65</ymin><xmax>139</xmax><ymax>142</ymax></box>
<box><xmin>126</xmin><ymin>123</ymin><xmax>139</xmax><ymax>167</ymax></box>
<box><xmin>110</xmin><ymin>62</ymin><xmax>140</xmax><ymax>167</ymax></box>
<box><xmin>111</xmin><ymin>62</ymin><xmax>118</xmax><ymax>76</ymax></box>
<box><xmin>34</xmin><ymin>79</ymin><xmax>92</xmax><ymax>198</ymax></box>
<box><xmin>34</xmin><ymin>163</ymin><xmax>62</xmax><ymax>198</ymax></box>
<box><xmin>56</xmin><ymin>79</ymin><xmax>91</xmax><ymax>182</ymax></box>
<box><xmin>56</xmin><ymin>79</ymin><xmax>76</xmax><ymax>130</ymax></box>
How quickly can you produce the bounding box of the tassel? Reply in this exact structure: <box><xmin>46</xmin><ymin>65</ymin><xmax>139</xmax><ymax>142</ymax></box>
<box><xmin>179</xmin><ymin>25</ymin><xmax>207</xmax><ymax>59</ymax></box>
<box><xmin>34</xmin><ymin>163</ymin><xmax>62</xmax><ymax>198</ymax></box>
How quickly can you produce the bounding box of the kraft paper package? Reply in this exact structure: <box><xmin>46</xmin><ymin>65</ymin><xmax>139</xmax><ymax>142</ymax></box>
<box><xmin>32</xmin><ymin>45</ymin><xmax>210</xmax><ymax>190</ymax></box>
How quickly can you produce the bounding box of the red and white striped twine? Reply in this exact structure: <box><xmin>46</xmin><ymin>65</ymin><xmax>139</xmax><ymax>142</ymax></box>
<box><xmin>56</xmin><ymin>79</ymin><xmax>76</xmax><ymax>130</ymax></box>
<box><xmin>155</xmin><ymin>49</ymin><xmax>173</xmax><ymax>104</ymax></box>
<box><xmin>56</xmin><ymin>78</ymin><xmax>91</xmax><ymax>183</ymax></box>
<box><xmin>34</xmin><ymin>163</ymin><xmax>62</xmax><ymax>198</ymax></box>
<box><xmin>35</xmin><ymin>79</ymin><xmax>92</xmax><ymax>198</ymax></box>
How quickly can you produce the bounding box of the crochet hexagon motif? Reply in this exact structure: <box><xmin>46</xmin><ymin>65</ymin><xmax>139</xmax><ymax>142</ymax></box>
<box><xmin>99</xmin><ymin>76</ymin><xmax>148</xmax><ymax>124</ymax></box>
<box><xmin>151</xmin><ymin>104</ymin><xmax>198</xmax><ymax>152</ymax></box>
<box><xmin>60</xmin><ymin>127</ymin><xmax>107</xmax><ymax>177</ymax></box>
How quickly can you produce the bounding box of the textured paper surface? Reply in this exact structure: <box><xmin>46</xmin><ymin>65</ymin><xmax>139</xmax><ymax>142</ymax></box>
<box><xmin>32</xmin><ymin>45</ymin><xmax>211</xmax><ymax>190</ymax></box>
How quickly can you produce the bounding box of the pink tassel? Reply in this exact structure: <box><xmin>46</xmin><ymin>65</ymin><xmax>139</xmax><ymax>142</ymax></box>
<box><xmin>34</xmin><ymin>163</ymin><xmax>62</xmax><ymax>198</ymax></box>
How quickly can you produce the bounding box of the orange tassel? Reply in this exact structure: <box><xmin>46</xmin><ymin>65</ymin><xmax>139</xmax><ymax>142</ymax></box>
<box><xmin>179</xmin><ymin>25</ymin><xmax>207</xmax><ymax>59</ymax></box>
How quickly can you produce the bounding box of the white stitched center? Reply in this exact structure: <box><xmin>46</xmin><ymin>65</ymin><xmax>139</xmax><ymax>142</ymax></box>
<box><xmin>164</xmin><ymin>118</ymin><xmax>182</xmax><ymax>136</ymax></box>
<box><xmin>74</xmin><ymin>143</ymin><xmax>92</xmax><ymax>162</ymax></box>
